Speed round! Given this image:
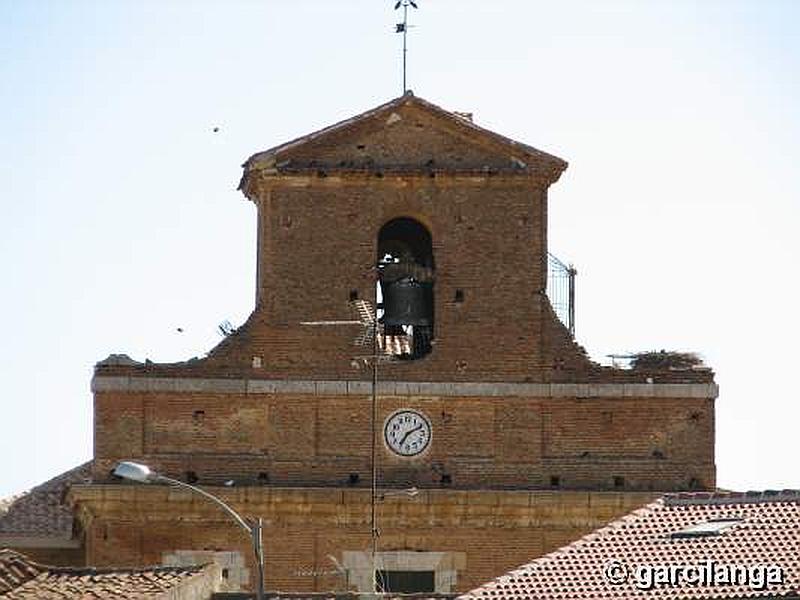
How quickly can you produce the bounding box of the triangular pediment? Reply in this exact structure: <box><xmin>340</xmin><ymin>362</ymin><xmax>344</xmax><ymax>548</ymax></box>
<box><xmin>242</xmin><ymin>92</ymin><xmax>566</xmax><ymax>184</ymax></box>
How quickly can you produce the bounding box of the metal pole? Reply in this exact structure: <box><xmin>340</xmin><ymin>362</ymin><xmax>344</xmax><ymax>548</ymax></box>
<box><xmin>371</xmin><ymin>276</ymin><xmax>380</xmax><ymax>594</ymax></box>
<box><xmin>254</xmin><ymin>517</ymin><xmax>265</xmax><ymax>600</ymax></box>
<box><xmin>402</xmin><ymin>1</ymin><xmax>408</xmax><ymax>92</ymax></box>
<box><xmin>568</xmin><ymin>265</ymin><xmax>576</xmax><ymax>337</ymax></box>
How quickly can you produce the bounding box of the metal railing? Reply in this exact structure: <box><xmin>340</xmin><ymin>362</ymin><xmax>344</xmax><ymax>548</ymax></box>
<box><xmin>546</xmin><ymin>252</ymin><xmax>576</xmax><ymax>337</ymax></box>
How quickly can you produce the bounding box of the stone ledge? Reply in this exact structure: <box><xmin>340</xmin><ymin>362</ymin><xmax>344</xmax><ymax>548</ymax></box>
<box><xmin>92</xmin><ymin>376</ymin><xmax>719</xmax><ymax>399</ymax></box>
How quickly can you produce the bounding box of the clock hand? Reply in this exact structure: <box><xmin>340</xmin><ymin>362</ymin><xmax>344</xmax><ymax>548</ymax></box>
<box><xmin>399</xmin><ymin>424</ymin><xmax>423</xmax><ymax>446</ymax></box>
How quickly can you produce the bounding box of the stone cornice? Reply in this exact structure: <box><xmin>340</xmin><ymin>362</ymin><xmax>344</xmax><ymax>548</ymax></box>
<box><xmin>92</xmin><ymin>375</ymin><xmax>718</xmax><ymax>399</ymax></box>
<box><xmin>0</xmin><ymin>535</ymin><xmax>81</xmax><ymax>549</ymax></box>
<box><xmin>243</xmin><ymin>170</ymin><xmax>550</xmax><ymax>200</ymax></box>
<box><xmin>68</xmin><ymin>485</ymin><xmax>658</xmax><ymax>529</ymax></box>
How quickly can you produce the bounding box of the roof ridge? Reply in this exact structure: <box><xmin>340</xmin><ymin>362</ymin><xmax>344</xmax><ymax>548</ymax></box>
<box><xmin>665</xmin><ymin>489</ymin><xmax>800</xmax><ymax>506</ymax></box>
<box><xmin>45</xmin><ymin>563</ymin><xmax>208</xmax><ymax>576</ymax></box>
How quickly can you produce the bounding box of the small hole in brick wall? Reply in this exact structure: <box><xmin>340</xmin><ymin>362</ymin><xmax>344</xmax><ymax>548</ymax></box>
<box><xmin>356</xmin><ymin>144</ymin><xmax>366</xmax><ymax>150</ymax></box>
<box><xmin>690</xmin><ymin>412</ymin><xmax>700</xmax><ymax>421</ymax></box>
<box><xmin>222</xmin><ymin>568</ymin><xmax>229</xmax><ymax>580</ymax></box>
<box><xmin>348</xmin><ymin>473</ymin><xmax>360</xmax><ymax>486</ymax></box>
<box><xmin>454</xmin><ymin>289</ymin><xmax>464</xmax><ymax>303</ymax></box>
<box><xmin>192</xmin><ymin>410</ymin><xmax>205</xmax><ymax>420</ymax></box>
<box><xmin>349</xmin><ymin>289</ymin><xmax>359</xmax><ymax>301</ymax></box>
<box><xmin>185</xmin><ymin>471</ymin><xmax>199</xmax><ymax>484</ymax></box>
<box><xmin>440</xmin><ymin>474</ymin><xmax>452</xmax><ymax>486</ymax></box>
<box><xmin>257</xmin><ymin>472</ymin><xmax>269</xmax><ymax>483</ymax></box>
<box><xmin>652</xmin><ymin>449</ymin><xmax>665</xmax><ymax>459</ymax></box>
<box><xmin>374</xmin><ymin>171</ymin><xmax>384</xmax><ymax>178</ymax></box>
<box><xmin>550</xmin><ymin>476</ymin><xmax>560</xmax><ymax>488</ymax></box>
<box><xmin>613</xmin><ymin>476</ymin><xmax>625</xmax><ymax>488</ymax></box>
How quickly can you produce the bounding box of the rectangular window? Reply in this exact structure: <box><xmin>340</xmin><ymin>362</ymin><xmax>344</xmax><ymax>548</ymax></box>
<box><xmin>375</xmin><ymin>570</ymin><xmax>435</xmax><ymax>593</ymax></box>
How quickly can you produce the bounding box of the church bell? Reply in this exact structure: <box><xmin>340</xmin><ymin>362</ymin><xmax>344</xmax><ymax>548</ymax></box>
<box><xmin>381</xmin><ymin>277</ymin><xmax>432</xmax><ymax>326</ymax></box>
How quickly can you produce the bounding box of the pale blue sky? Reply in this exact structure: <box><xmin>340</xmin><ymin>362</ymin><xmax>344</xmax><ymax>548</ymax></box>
<box><xmin>1</xmin><ymin>0</ymin><xmax>798</xmax><ymax>498</ymax></box>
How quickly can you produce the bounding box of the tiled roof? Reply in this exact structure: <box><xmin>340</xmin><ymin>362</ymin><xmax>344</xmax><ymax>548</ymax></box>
<box><xmin>0</xmin><ymin>463</ymin><xmax>91</xmax><ymax>539</ymax></box>
<box><xmin>211</xmin><ymin>594</ymin><xmax>457</xmax><ymax>600</ymax></box>
<box><xmin>0</xmin><ymin>550</ymin><xmax>44</xmax><ymax>593</ymax></box>
<box><xmin>461</xmin><ymin>491</ymin><xmax>800</xmax><ymax>600</ymax></box>
<box><xmin>0</xmin><ymin>550</ymin><xmax>215</xmax><ymax>599</ymax></box>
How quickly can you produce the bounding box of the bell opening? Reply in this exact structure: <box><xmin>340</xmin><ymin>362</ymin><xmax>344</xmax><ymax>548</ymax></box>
<box><xmin>377</xmin><ymin>218</ymin><xmax>435</xmax><ymax>360</ymax></box>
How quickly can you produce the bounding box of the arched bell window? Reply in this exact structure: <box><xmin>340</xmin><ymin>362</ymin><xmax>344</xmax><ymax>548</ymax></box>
<box><xmin>377</xmin><ymin>218</ymin><xmax>434</xmax><ymax>359</ymax></box>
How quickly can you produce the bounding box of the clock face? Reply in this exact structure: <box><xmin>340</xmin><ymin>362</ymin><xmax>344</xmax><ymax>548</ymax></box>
<box><xmin>384</xmin><ymin>409</ymin><xmax>432</xmax><ymax>457</ymax></box>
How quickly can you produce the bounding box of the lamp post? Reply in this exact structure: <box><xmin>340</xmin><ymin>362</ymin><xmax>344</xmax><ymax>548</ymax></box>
<box><xmin>113</xmin><ymin>461</ymin><xmax>265</xmax><ymax>600</ymax></box>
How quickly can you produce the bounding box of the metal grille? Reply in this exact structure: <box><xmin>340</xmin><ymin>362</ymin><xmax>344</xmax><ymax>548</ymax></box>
<box><xmin>547</xmin><ymin>252</ymin><xmax>576</xmax><ymax>336</ymax></box>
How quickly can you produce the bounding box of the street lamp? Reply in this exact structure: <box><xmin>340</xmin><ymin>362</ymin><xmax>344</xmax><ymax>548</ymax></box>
<box><xmin>113</xmin><ymin>461</ymin><xmax>265</xmax><ymax>600</ymax></box>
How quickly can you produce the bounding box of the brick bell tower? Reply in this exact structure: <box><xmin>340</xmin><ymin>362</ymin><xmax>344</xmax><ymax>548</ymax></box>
<box><xmin>74</xmin><ymin>93</ymin><xmax>718</xmax><ymax>594</ymax></box>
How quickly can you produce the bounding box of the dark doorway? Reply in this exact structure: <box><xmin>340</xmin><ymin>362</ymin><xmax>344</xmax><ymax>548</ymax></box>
<box><xmin>376</xmin><ymin>570</ymin><xmax>436</xmax><ymax>593</ymax></box>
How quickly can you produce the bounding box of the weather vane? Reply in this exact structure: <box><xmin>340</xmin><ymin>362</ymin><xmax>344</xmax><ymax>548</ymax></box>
<box><xmin>394</xmin><ymin>0</ymin><xmax>418</xmax><ymax>94</ymax></box>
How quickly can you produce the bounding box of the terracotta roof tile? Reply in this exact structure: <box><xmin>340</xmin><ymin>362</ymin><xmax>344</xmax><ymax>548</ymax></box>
<box><xmin>0</xmin><ymin>550</ymin><xmax>214</xmax><ymax>599</ymax></box>
<box><xmin>0</xmin><ymin>463</ymin><xmax>91</xmax><ymax>539</ymax></box>
<box><xmin>460</xmin><ymin>492</ymin><xmax>800</xmax><ymax>600</ymax></box>
<box><xmin>0</xmin><ymin>550</ymin><xmax>44</xmax><ymax>593</ymax></box>
<box><xmin>257</xmin><ymin>595</ymin><xmax>457</xmax><ymax>600</ymax></box>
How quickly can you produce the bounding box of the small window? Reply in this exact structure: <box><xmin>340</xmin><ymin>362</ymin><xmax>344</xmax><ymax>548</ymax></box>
<box><xmin>376</xmin><ymin>570</ymin><xmax>435</xmax><ymax>593</ymax></box>
<box><xmin>671</xmin><ymin>518</ymin><xmax>742</xmax><ymax>539</ymax></box>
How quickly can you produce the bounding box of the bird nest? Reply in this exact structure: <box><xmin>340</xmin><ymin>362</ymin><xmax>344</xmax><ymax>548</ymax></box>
<box><xmin>630</xmin><ymin>350</ymin><xmax>703</xmax><ymax>370</ymax></box>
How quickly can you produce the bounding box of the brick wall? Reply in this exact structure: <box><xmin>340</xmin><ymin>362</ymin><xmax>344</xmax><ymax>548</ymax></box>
<box><xmin>94</xmin><ymin>390</ymin><xmax>714</xmax><ymax>492</ymax></box>
<box><xmin>70</xmin><ymin>486</ymin><xmax>657</xmax><ymax>594</ymax></box>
